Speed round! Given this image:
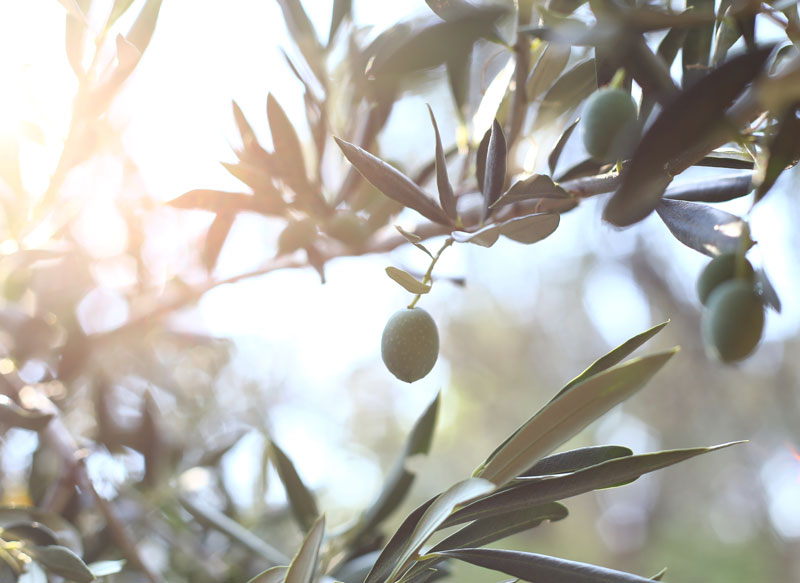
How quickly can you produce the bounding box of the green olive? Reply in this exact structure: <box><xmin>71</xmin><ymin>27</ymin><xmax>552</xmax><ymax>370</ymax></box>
<box><xmin>702</xmin><ymin>280</ymin><xmax>764</xmax><ymax>363</ymax></box>
<box><xmin>277</xmin><ymin>218</ymin><xmax>317</xmax><ymax>255</ymax></box>
<box><xmin>696</xmin><ymin>252</ymin><xmax>755</xmax><ymax>305</ymax></box>
<box><xmin>581</xmin><ymin>88</ymin><xmax>638</xmax><ymax>162</ymax></box>
<box><xmin>381</xmin><ymin>308</ymin><xmax>439</xmax><ymax>383</ymax></box>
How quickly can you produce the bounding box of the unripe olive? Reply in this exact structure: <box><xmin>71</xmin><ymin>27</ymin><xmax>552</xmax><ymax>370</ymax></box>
<box><xmin>581</xmin><ymin>88</ymin><xmax>638</xmax><ymax>162</ymax></box>
<box><xmin>277</xmin><ymin>218</ymin><xmax>317</xmax><ymax>255</ymax></box>
<box><xmin>381</xmin><ymin>308</ymin><xmax>439</xmax><ymax>383</ymax></box>
<box><xmin>696</xmin><ymin>253</ymin><xmax>755</xmax><ymax>305</ymax></box>
<box><xmin>702</xmin><ymin>280</ymin><xmax>764</xmax><ymax>362</ymax></box>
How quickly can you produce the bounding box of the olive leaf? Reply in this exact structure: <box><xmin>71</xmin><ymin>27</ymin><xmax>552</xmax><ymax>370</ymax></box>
<box><xmin>203</xmin><ymin>212</ymin><xmax>235</xmax><ymax>273</ymax></box>
<box><xmin>452</xmin><ymin>213</ymin><xmax>559</xmax><ymax>248</ymax></box>
<box><xmin>328</xmin><ymin>0</ymin><xmax>351</xmax><ymax>45</ymax></box>
<box><xmin>285</xmin><ymin>515</ymin><xmax>325</xmax><ymax>583</ymax></box>
<box><xmin>267</xmin><ymin>440</ymin><xmax>320</xmax><ymax>533</ymax></box>
<box><xmin>27</xmin><ymin>545</ymin><xmax>95</xmax><ymax>583</ymax></box>
<box><xmin>527</xmin><ymin>44</ymin><xmax>571</xmax><ymax>102</ymax></box>
<box><xmin>663</xmin><ymin>172</ymin><xmax>754</xmax><ymax>203</ymax></box>
<box><xmin>395</xmin><ymin>226</ymin><xmax>434</xmax><ymax>259</ymax></box>
<box><xmin>427</xmin><ymin>105</ymin><xmax>457</xmax><ymax>220</ymax></box>
<box><xmin>87</xmin><ymin>560</ymin><xmax>126</xmax><ymax>578</ymax></box>
<box><xmin>335</xmin><ymin>137</ymin><xmax>452</xmax><ymax>225</ymax></box>
<box><xmin>482</xmin><ymin>119</ymin><xmax>507</xmax><ymax>220</ymax></box>
<box><xmin>756</xmin><ymin>267</ymin><xmax>782</xmax><ymax>313</ymax></box>
<box><xmin>491</xmin><ymin>175</ymin><xmax>569</xmax><ymax>209</ymax></box>
<box><xmin>247</xmin><ymin>566</ymin><xmax>288</xmax><ymax>583</ymax></box>
<box><xmin>476</xmin><ymin>349</ymin><xmax>678</xmax><ymax>486</ymax></box>
<box><xmin>475</xmin><ymin>127</ymin><xmax>492</xmax><ymax>195</ymax></box>
<box><xmin>126</xmin><ymin>0</ymin><xmax>163</xmax><ymax>55</ymax></box>
<box><xmin>549</xmin><ymin>118</ymin><xmax>580</xmax><ymax>176</ymax></box>
<box><xmin>754</xmin><ymin>103</ymin><xmax>800</xmax><ymax>205</ymax></box>
<box><xmin>168</xmin><ymin>190</ymin><xmax>286</xmax><ymax>217</ymax></box>
<box><xmin>534</xmin><ymin>58</ymin><xmax>597</xmax><ymax>131</ymax></box>
<box><xmin>520</xmin><ymin>445</ymin><xmax>633</xmax><ymax>477</ymax></box>
<box><xmin>385</xmin><ymin>267</ymin><xmax>432</xmax><ymax>294</ymax></box>
<box><xmin>656</xmin><ymin>198</ymin><xmax>753</xmax><ymax>257</ymax></box>
<box><xmin>603</xmin><ymin>46</ymin><xmax>774</xmax><ymax>226</ymax></box>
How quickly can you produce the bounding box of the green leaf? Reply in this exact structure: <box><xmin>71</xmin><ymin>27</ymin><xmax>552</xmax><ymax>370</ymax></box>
<box><xmin>552</xmin><ymin>320</ymin><xmax>670</xmax><ymax>401</ymax></box>
<box><xmin>527</xmin><ymin>44</ymin><xmax>571</xmax><ymax>102</ymax></box>
<box><xmin>268</xmin><ymin>440</ymin><xmax>320</xmax><ymax>533</ymax></box>
<box><xmin>180</xmin><ymin>496</ymin><xmax>289</xmax><ymax>564</ymax></box>
<box><xmin>28</xmin><ymin>545</ymin><xmax>95</xmax><ymax>583</ymax></box>
<box><xmin>247</xmin><ymin>566</ymin><xmax>288</xmax><ymax>583</ymax></box>
<box><xmin>356</xmin><ymin>392</ymin><xmax>440</xmax><ymax>538</ymax></box>
<box><xmin>427</xmin><ymin>105</ymin><xmax>457</xmax><ymax>220</ymax></box>
<box><xmin>452</xmin><ymin>213</ymin><xmax>559</xmax><ymax>248</ymax></box>
<box><xmin>476</xmin><ymin>348</ymin><xmax>678</xmax><ymax>486</ymax></box>
<box><xmin>386</xmin><ymin>267</ymin><xmax>432</xmax><ymax>294</ymax></box>
<box><xmin>126</xmin><ymin>0</ymin><xmax>163</xmax><ymax>55</ymax></box>
<box><xmin>435</xmin><ymin>548</ymin><xmax>654</xmax><ymax>583</ymax></box>
<box><xmin>395</xmin><ymin>226</ymin><xmax>434</xmax><ymax>259</ymax></box>
<box><xmin>0</xmin><ymin>395</ymin><xmax>53</xmax><ymax>432</ymax></box>
<box><xmin>491</xmin><ymin>175</ymin><xmax>569</xmax><ymax>208</ymax></box>
<box><xmin>365</xmin><ymin>478</ymin><xmax>495</xmax><ymax>583</ymax></box>
<box><xmin>452</xmin><ymin>442</ymin><xmax>742</xmax><ymax>525</ymax></box>
<box><xmin>335</xmin><ymin>138</ymin><xmax>452</xmax><ymax>226</ymax></box>
<box><xmin>655</xmin><ymin>198</ymin><xmax>752</xmax><ymax>258</ymax></box>
<box><xmin>663</xmin><ymin>173</ymin><xmax>754</xmax><ymax>203</ymax></box>
<box><xmin>548</xmin><ymin>118</ymin><xmax>580</xmax><ymax>176</ymax></box>
<box><xmin>87</xmin><ymin>560</ymin><xmax>126</xmax><ymax>577</ymax></box>
<box><xmin>754</xmin><ymin>103</ymin><xmax>800</xmax><ymax>204</ymax></box>
<box><xmin>446</xmin><ymin>47</ymin><xmax>472</xmax><ymax>121</ymax></box>
<box><xmin>681</xmin><ymin>0</ymin><xmax>715</xmax><ymax>87</ymax></box>
<box><xmin>482</xmin><ymin>119</ymin><xmax>507</xmax><ymax>219</ymax></box>
<box><xmin>475</xmin><ymin>128</ymin><xmax>492</xmax><ymax>195</ymax></box>
<box><xmin>285</xmin><ymin>515</ymin><xmax>325</xmax><ymax>583</ymax></box>
<box><xmin>603</xmin><ymin>47</ymin><xmax>773</xmax><ymax>226</ymax></box>
<box><xmin>519</xmin><ymin>445</ymin><xmax>633</xmax><ymax>478</ymax></box>
<box><xmin>533</xmin><ymin>58</ymin><xmax>596</xmax><ymax>131</ymax></box>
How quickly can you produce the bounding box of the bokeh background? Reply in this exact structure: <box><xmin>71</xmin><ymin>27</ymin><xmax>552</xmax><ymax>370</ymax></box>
<box><xmin>2</xmin><ymin>0</ymin><xmax>799</xmax><ymax>581</ymax></box>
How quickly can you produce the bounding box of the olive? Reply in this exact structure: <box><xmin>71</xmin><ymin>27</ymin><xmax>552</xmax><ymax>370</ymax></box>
<box><xmin>696</xmin><ymin>252</ymin><xmax>755</xmax><ymax>305</ymax></box>
<box><xmin>702</xmin><ymin>280</ymin><xmax>764</xmax><ymax>362</ymax></box>
<box><xmin>277</xmin><ymin>218</ymin><xmax>317</xmax><ymax>255</ymax></box>
<box><xmin>581</xmin><ymin>88</ymin><xmax>638</xmax><ymax>162</ymax></box>
<box><xmin>381</xmin><ymin>308</ymin><xmax>439</xmax><ymax>383</ymax></box>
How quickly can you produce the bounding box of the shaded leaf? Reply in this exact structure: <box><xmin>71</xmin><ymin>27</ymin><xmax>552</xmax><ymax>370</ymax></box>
<box><xmin>526</xmin><ymin>44</ymin><xmax>571</xmax><ymax>101</ymax></box>
<box><xmin>232</xmin><ymin>101</ymin><xmax>262</xmax><ymax>154</ymax></box>
<box><xmin>427</xmin><ymin>106</ymin><xmax>457</xmax><ymax>219</ymax></box>
<box><xmin>475</xmin><ymin>128</ymin><xmax>492</xmax><ymax>195</ymax></box>
<box><xmin>203</xmin><ymin>212</ymin><xmax>235</xmax><ymax>273</ymax></box>
<box><xmin>285</xmin><ymin>516</ymin><xmax>325</xmax><ymax>583</ymax></box>
<box><xmin>756</xmin><ymin>267</ymin><xmax>782</xmax><ymax>313</ymax></box>
<box><xmin>492</xmin><ymin>175</ymin><xmax>568</xmax><ymax>208</ymax></box>
<box><xmin>268</xmin><ymin>440</ymin><xmax>320</xmax><ymax>533</ymax></box>
<box><xmin>0</xmin><ymin>395</ymin><xmax>53</xmax><ymax>432</ymax></box>
<box><xmin>754</xmin><ymin>104</ymin><xmax>800</xmax><ymax>204</ymax></box>
<box><xmin>168</xmin><ymin>190</ymin><xmax>285</xmax><ymax>217</ymax></box>
<box><xmin>335</xmin><ymin>138</ymin><xmax>452</xmax><ymax>225</ymax></box>
<box><xmin>656</xmin><ymin>198</ymin><xmax>752</xmax><ymax>257</ymax></box>
<box><xmin>482</xmin><ymin>119</ymin><xmax>507</xmax><ymax>219</ymax></box>
<box><xmin>696</xmin><ymin>151</ymin><xmax>755</xmax><ymax>170</ymax></box>
<box><xmin>604</xmin><ymin>47</ymin><xmax>773</xmax><ymax>226</ymax></box>
<box><xmin>247</xmin><ymin>566</ymin><xmax>288</xmax><ymax>583</ymax></box>
<box><xmin>681</xmin><ymin>0</ymin><xmax>715</xmax><ymax>87</ymax></box>
<box><xmin>386</xmin><ymin>267</ymin><xmax>432</xmax><ymax>294</ymax></box>
<box><xmin>328</xmin><ymin>0</ymin><xmax>351</xmax><ymax>45</ymax></box>
<box><xmin>663</xmin><ymin>173</ymin><xmax>754</xmax><ymax>203</ymax></box>
<box><xmin>534</xmin><ymin>58</ymin><xmax>596</xmax><ymax>131</ymax></box>
<box><xmin>452</xmin><ymin>213</ymin><xmax>559</xmax><ymax>248</ymax></box>
<box><xmin>446</xmin><ymin>47</ymin><xmax>472</xmax><ymax>121</ymax></box>
<box><xmin>436</xmin><ymin>548</ymin><xmax>654</xmax><ymax>583</ymax></box>
<box><xmin>520</xmin><ymin>445</ymin><xmax>633</xmax><ymax>477</ymax></box>
<box><xmin>180</xmin><ymin>496</ymin><xmax>289</xmax><ymax>564</ymax></box>
<box><xmin>476</xmin><ymin>349</ymin><xmax>678</xmax><ymax>485</ymax></box>
<box><xmin>453</xmin><ymin>442</ymin><xmax>742</xmax><ymax>526</ymax></box>
<box><xmin>28</xmin><ymin>545</ymin><xmax>94</xmax><ymax>583</ymax></box>
<box><xmin>549</xmin><ymin>118</ymin><xmax>580</xmax><ymax>176</ymax></box>
<box><xmin>276</xmin><ymin>0</ymin><xmax>326</xmax><ymax>86</ymax></box>
<box><xmin>356</xmin><ymin>392</ymin><xmax>440</xmax><ymax>538</ymax></box>
<box><xmin>126</xmin><ymin>0</ymin><xmax>163</xmax><ymax>55</ymax></box>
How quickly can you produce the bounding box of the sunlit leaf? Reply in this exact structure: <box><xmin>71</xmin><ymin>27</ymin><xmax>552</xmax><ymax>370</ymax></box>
<box><xmin>483</xmin><ymin>119</ymin><xmax>507</xmax><ymax>219</ymax></box>
<box><xmin>534</xmin><ymin>58</ymin><xmax>596</xmax><ymax>131</ymax></box>
<box><xmin>268</xmin><ymin>440</ymin><xmax>320</xmax><ymax>533</ymax></box>
<box><xmin>603</xmin><ymin>47</ymin><xmax>773</xmax><ymax>226</ymax></box>
<box><xmin>681</xmin><ymin>0</ymin><xmax>715</xmax><ymax>87</ymax></box>
<box><xmin>386</xmin><ymin>267</ymin><xmax>432</xmax><ymax>294</ymax></box>
<box><xmin>0</xmin><ymin>395</ymin><xmax>53</xmax><ymax>432</ymax></box>
<box><xmin>427</xmin><ymin>106</ymin><xmax>457</xmax><ymax>220</ymax></box>
<box><xmin>526</xmin><ymin>44</ymin><xmax>571</xmax><ymax>101</ymax></box>
<box><xmin>656</xmin><ymin>198</ymin><xmax>752</xmax><ymax>257</ymax></box>
<box><xmin>335</xmin><ymin>138</ymin><xmax>452</xmax><ymax>225</ymax></box>
<box><xmin>436</xmin><ymin>548</ymin><xmax>655</xmax><ymax>582</ymax></box>
<box><xmin>476</xmin><ymin>349</ymin><xmax>678</xmax><ymax>486</ymax></box>
<box><xmin>395</xmin><ymin>225</ymin><xmax>434</xmax><ymax>259</ymax></box>
<box><xmin>65</xmin><ymin>0</ymin><xmax>91</xmax><ymax>77</ymax></box>
<box><xmin>520</xmin><ymin>445</ymin><xmax>633</xmax><ymax>478</ymax></box>
<box><xmin>453</xmin><ymin>442</ymin><xmax>742</xmax><ymax>525</ymax></box>
<box><xmin>267</xmin><ymin>94</ymin><xmax>312</xmax><ymax>196</ymax></box>
<box><xmin>285</xmin><ymin>516</ymin><xmax>325</xmax><ymax>583</ymax></box>
<box><xmin>28</xmin><ymin>545</ymin><xmax>94</xmax><ymax>583</ymax></box>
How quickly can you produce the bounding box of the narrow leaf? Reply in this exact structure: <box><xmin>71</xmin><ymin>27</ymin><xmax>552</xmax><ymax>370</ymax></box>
<box><xmin>482</xmin><ymin>119</ymin><xmax>507</xmax><ymax>219</ymax></box>
<box><xmin>107</xmin><ymin>0</ymin><xmax>136</xmax><ymax>29</ymax></box>
<box><xmin>427</xmin><ymin>105</ymin><xmax>457</xmax><ymax>220</ymax></box>
<box><xmin>285</xmin><ymin>515</ymin><xmax>325</xmax><ymax>583</ymax></box>
<box><xmin>268</xmin><ymin>441</ymin><xmax>320</xmax><ymax>533</ymax></box>
<box><xmin>526</xmin><ymin>44</ymin><xmax>571</xmax><ymax>101</ymax></box>
<box><xmin>247</xmin><ymin>566</ymin><xmax>288</xmax><ymax>583</ymax></box>
<box><xmin>681</xmin><ymin>0</ymin><xmax>715</xmax><ymax>87</ymax></box>
<box><xmin>356</xmin><ymin>393</ymin><xmax>440</xmax><ymax>538</ymax></box>
<box><xmin>126</xmin><ymin>0</ymin><xmax>163</xmax><ymax>55</ymax></box>
<box><xmin>754</xmin><ymin>104</ymin><xmax>800</xmax><ymax>204</ymax></box>
<box><xmin>65</xmin><ymin>0</ymin><xmax>91</xmax><ymax>77</ymax></box>
<box><xmin>335</xmin><ymin>138</ymin><xmax>452</xmax><ymax>225</ymax></box>
<box><xmin>386</xmin><ymin>267</ymin><xmax>432</xmax><ymax>294</ymax></box>
<box><xmin>87</xmin><ymin>560</ymin><xmax>126</xmax><ymax>577</ymax></box>
<box><xmin>534</xmin><ymin>58</ymin><xmax>596</xmax><ymax>131</ymax></box>
<box><xmin>203</xmin><ymin>213</ymin><xmax>235</xmax><ymax>273</ymax></box>
<box><xmin>663</xmin><ymin>173</ymin><xmax>754</xmax><ymax>203</ymax></box>
<box><xmin>492</xmin><ymin>175</ymin><xmax>568</xmax><ymax>208</ymax></box>
<box><xmin>520</xmin><ymin>445</ymin><xmax>633</xmax><ymax>478</ymax></box>
<box><xmin>28</xmin><ymin>545</ymin><xmax>94</xmax><ymax>583</ymax></box>
<box><xmin>756</xmin><ymin>267</ymin><xmax>782</xmax><ymax>313</ymax></box>
<box><xmin>168</xmin><ymin>190</ymin><xmax>285</xmax><ymax>217</ymax></box>
<box><xmin>604</xmin><ymin>47</ymin><xmax>773</xmax><ymax>226</ymax></box>
<box><xmin>436</xmin><ymin>548</ymin><xmax>654</xmax><ymax>583</ymax></box>
<box><xmin>395</xmin><ymin>226</ymin><xmax>434</xmax><ymax>259</ymax></box>
<box><xmin>452</xmin><ymin>213</ymin><xmax>558</xmax><ymax>248</ymax></box>
<box><xmin>446</xmin><ymin>47</ymin><xmax>472</xmax><ymax>121</ymax></box>
<box><xmin>549</xmin><ymin>118</ymin><xmax>580</xmax><ymax>176</ymax></box>
<box><xmin>451</xmin><ymin>442</ymin><xmax>743</xmax><ymax>525</ymax></box>
<box><xmin>267</xmin><ymin>94</ymin><xmax>311</xmax><ymax>194</ymax></box>
<box><xmin>328</xmin><ymin>0</ymin><xmax>351</xmax><ymax>45</ymax></box>
<box><xmin>656</xmin><ymin>198</ymin><xmax>752</xmax><ymax>257</ymax></box>
<box><xmin>475</xmin><ymin>128</ymin><xmax>492</xmax><ymax>195</ymax></box>
<box><xmin>476</xmin><ymin>349</ymin><xmax>678</xmax><ymax>485</ymax></box>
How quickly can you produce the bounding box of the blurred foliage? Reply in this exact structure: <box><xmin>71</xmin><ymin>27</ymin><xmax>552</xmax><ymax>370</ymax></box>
<box><xmin>0</xmin><ymin>0</ymin><xmax>798</xmax><ymax>582</ymax></box>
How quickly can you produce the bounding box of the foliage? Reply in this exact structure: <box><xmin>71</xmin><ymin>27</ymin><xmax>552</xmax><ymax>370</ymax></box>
<box><xmin>0</xmin><ymin>0</ymin><xmax>798</xmax><ymax>581</ymax></box>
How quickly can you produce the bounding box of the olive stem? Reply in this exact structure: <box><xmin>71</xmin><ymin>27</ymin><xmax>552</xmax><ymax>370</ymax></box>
<box><xmin>408</xmin><ymin>237</ymin><xmax>454</xmax><ymax>309</ymax></box>
<box><xmin>735</xmin><ymin>222</ymin><xmax>753</xmax><ymax>279</ymax></box>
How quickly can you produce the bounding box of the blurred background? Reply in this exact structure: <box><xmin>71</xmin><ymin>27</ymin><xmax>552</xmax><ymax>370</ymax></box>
<box><xmin>1</xmin><ymin>0</ymin><xmax>799</xmax><ymax>582</ymax></box>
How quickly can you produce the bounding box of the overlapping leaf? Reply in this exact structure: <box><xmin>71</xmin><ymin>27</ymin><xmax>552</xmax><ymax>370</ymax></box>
<box><xmin>452</xmin><ymin>213</ymin><xmax>559</xmax><ymax>247</ymax></box>
<box><xmin>663</xmin><ymin>173</ymin><xmax>754</xmax><ymax>203</ymax></box>
<box><xmin>427</xmin><ymin>106</ymin><xmax>457</xmax><ymax>220</ymax></box>
<box><xmin>656</xmin><ymin>198</ymin><xmax>752</xmax><ymax>257</ymax></box>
